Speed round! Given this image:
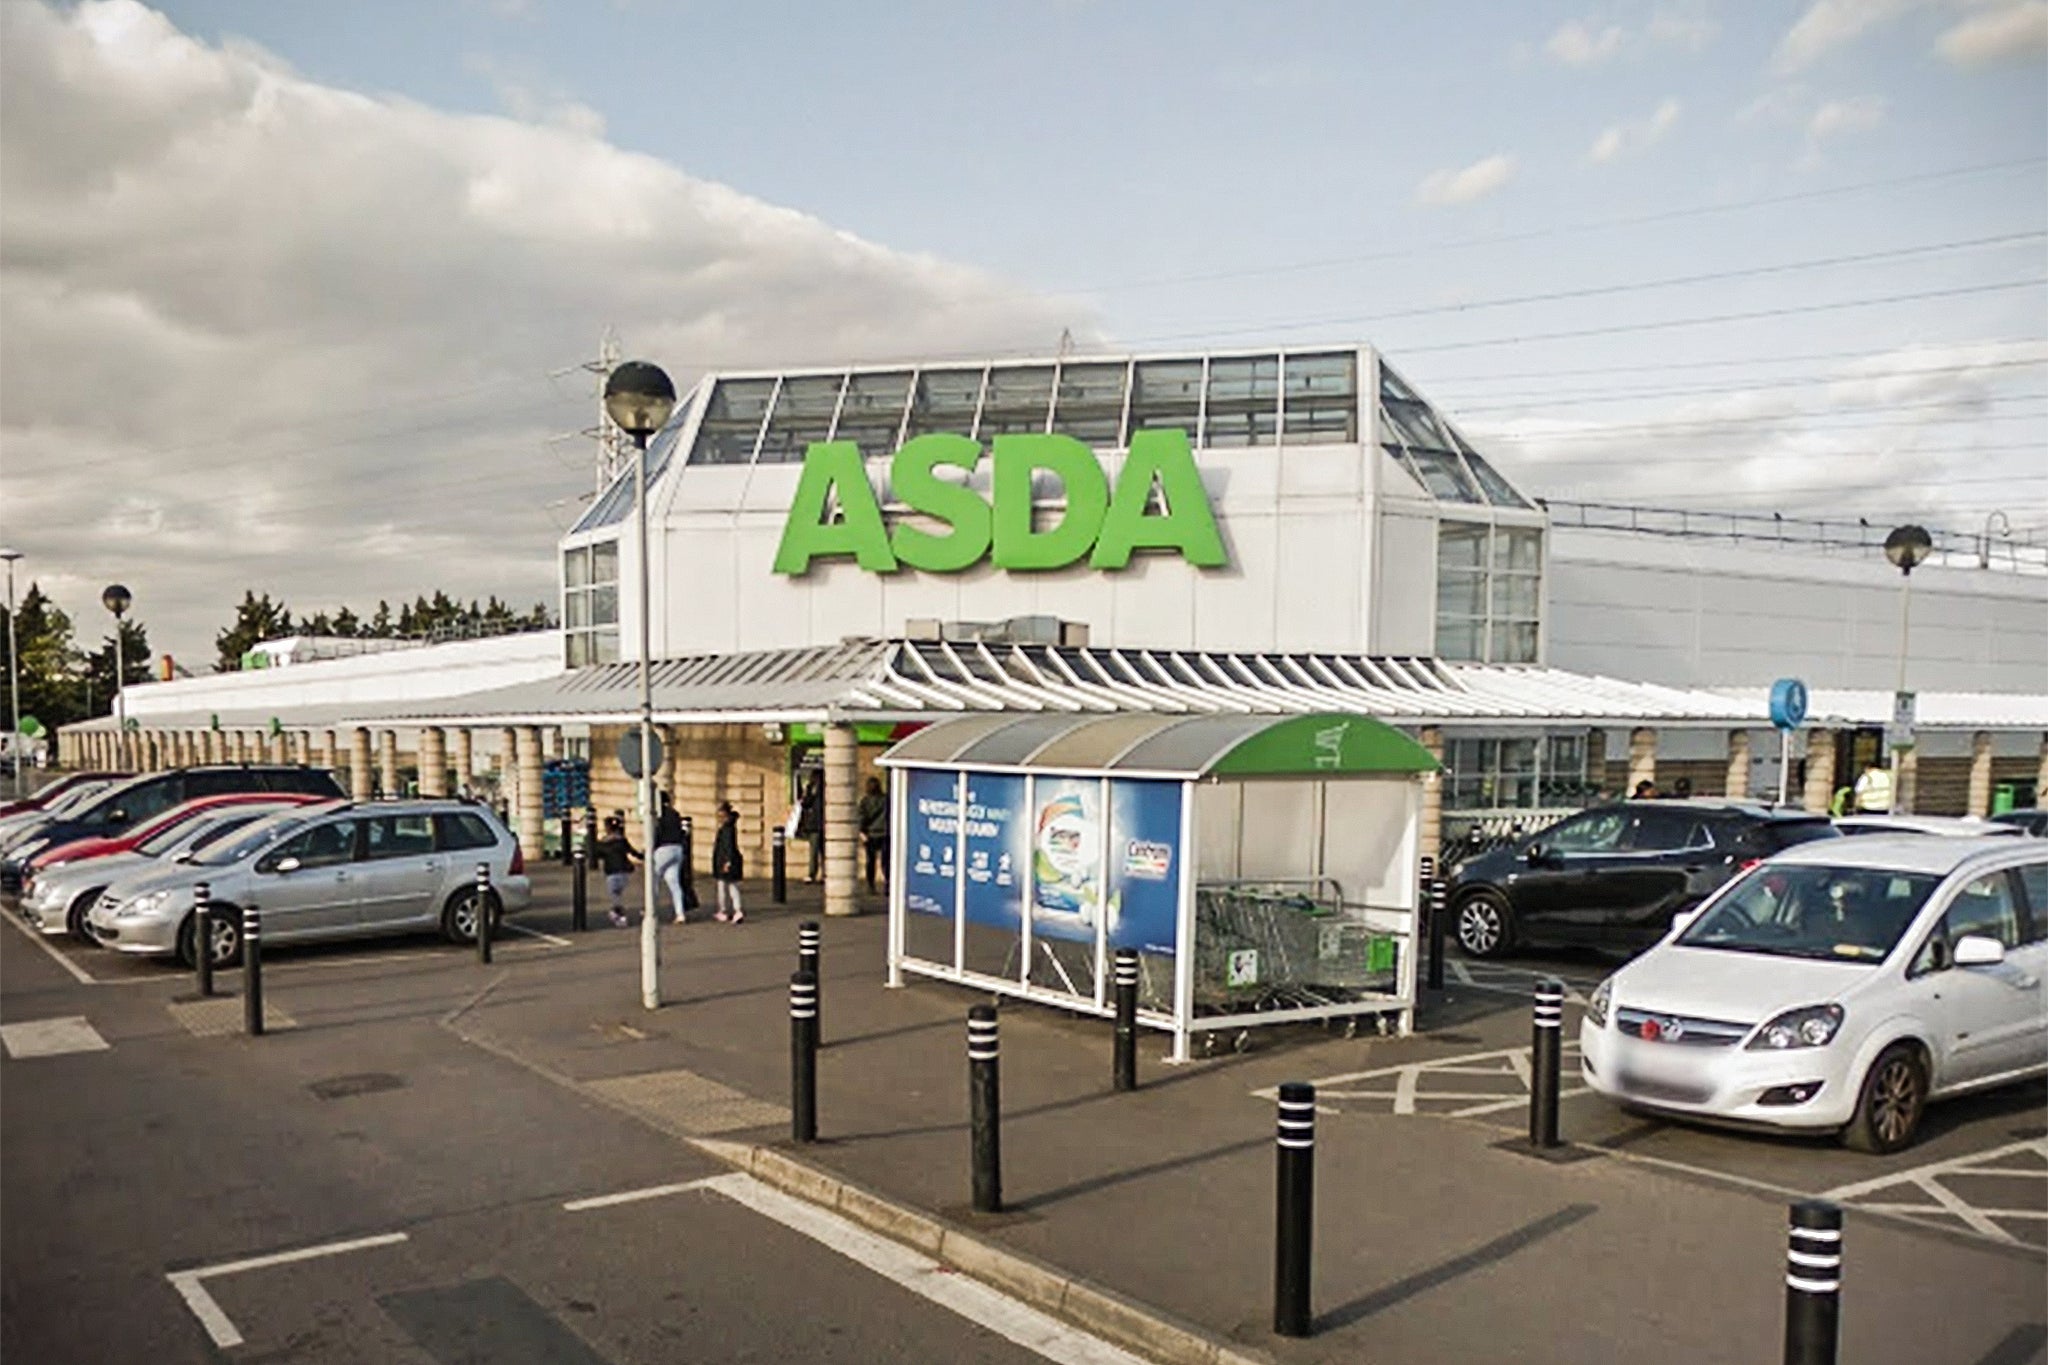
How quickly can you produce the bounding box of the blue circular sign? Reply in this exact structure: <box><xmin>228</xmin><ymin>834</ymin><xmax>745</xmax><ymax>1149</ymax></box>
<box><xmin>1768</xmin><ymin>678</ymin><xmax>1808</xmax><ymax>731</ymax></box>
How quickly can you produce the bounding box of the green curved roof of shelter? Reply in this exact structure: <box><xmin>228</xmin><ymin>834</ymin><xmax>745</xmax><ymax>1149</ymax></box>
<box><xmin>879</xmin><ymin>711</ymin><xmax>1439</xmax><ymax>779</ymax></box>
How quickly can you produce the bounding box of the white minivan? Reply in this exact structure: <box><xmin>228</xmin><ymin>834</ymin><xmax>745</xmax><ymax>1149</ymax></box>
<box><xmin>1580</xmin><ymin>836</ymin><xmax>2046</xmax><ymax>1153</ymax></box>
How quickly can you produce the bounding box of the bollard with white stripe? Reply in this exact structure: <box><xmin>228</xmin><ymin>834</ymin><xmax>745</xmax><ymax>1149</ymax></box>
<box><xmin>192</xmin><ymin>882</ymin><xmax>215</xmax><ymax>998</ymax></box>
<box><xmin>242</xmin><ymin>905</ymin><xmax>264</xmax><ymax>1037</ymax></box>
<box><xmin>772</xmin><ymin>827</ymin><xmax>789</xmax><ymax>904</ymax></box>
<box><xmin>968</xmin><ymin>1005</ymin><xmax>1002</xmax><ymax>1213</ymax></box>
<box><xmin>797</xmin><ymin>921</ymin><xmax>822</xmax><ymax>1039</ymax></box>
<box><xmin>1273</xmin><ymin>1081</ymin><xmax>1316</xmax><ymax>1338</ymax></box>
<box><xmin>790</xmin><ymin>970</ymin><xmax>819</xmax><ymax>1143</ymax></box>
<box><xmin>1530</xmin><ymin>977</ymin><xmax>1564</xmax><ymax>1149</ymax></box>
<box><xmin>1784</xmin><ymin>1200</ymin><xmax>1843</xmax><ymax>1365</ymax></box>
<box><xmin>1112</xmin><ymin>948</ymin><xmax>1140</xmax><ymax>1092</ymax></box>
<box><xmin>474</xmin><ymin>862</ymin><xmax>494</xmax><ymax>965</ymax></box>
<box><xmin>571</xmin><ymin>848</ymin><xmax>589</xmax><ymax>933</ymax></box>
<box><xmin>1427</xmin><ymin>875</ymin><xmax>1448</xmax><ymax>991</ymax></box>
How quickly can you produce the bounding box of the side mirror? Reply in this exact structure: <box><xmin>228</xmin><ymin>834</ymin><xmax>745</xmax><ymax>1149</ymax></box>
<box><xmin>1671</xmin><ymin>908</ymin><xmax>1703</xmax><ymax>934</ymax></box>
<box><xmin>269</xmin><ymin>856</ymin><xmax>302</xmax><ymax>875</ymax></box>
<box><xmin>172</xmin><ymin>851</ymin><xmax>193</xmax><ymax>864</ymax></box>
<box><xmin>104</xmin><ymin>809</ymin><xmax>128</xmax><ymax>825</ymax></box>
<box><xmin>1953</xmin><ymin>934</ymin><xmax>2006</xmax><ymax>967</ymax></box>
<box><xmin>1524</xmin><ymin>844</ymin><xmax>1552</xmax><ymax>867</ymax></box>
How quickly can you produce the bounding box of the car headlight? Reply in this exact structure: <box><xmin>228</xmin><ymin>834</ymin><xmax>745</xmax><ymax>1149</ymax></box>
<box><xmin>1747</xmin><ymin>1004</ymin><xmax>1844</xmax><ymax>1051</ymax></box>
<box><xmin>1587</xmin><ymin>977</ymin><xmax>1613</xmax><ymax>1028</ymax></box>
<box><xmin>119</xmin><ymin>889</ymin><xmax>171</xmax><ymax>919</ymax></box>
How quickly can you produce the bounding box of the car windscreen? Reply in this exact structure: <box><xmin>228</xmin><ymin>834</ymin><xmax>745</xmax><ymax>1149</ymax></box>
<box><xmin>139</xmin><ymin>812</ymin><xmax>261</xmax><ymax>857</ymax></box>
<box><xmin>1760</xmin><ymin>820</ymin><xmax>1841</xmax><ymax>851</ymax></box>
<box><xmin>46</xmin><ymin>781</ymin><xmax>113</xmax><ymax>815</ymax></box>
<box><xmin>196</xmin><ymin>811</ymin><xmax>316</xmax><ymax>866</ymax></box>
<box><xmin>1676</xmin><ymin>863</ymin><xmax>1942</xmax><ymax>962</ymax></box>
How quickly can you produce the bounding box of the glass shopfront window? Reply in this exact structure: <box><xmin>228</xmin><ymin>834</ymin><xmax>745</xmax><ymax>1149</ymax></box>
<box><xmin>563</xmin><ymin>540</ymin><xmax>619</xmax><ymax>668</ymax></box>
<box><xmin>1436</xmin><ymin>522</ymin><xmax>1541</xmax><ymax>664</ymax></box>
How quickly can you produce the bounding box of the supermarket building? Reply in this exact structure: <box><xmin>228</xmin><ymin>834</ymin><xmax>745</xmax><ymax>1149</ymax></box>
<box><xmin>64</xmin><ymin>344</ymin><xmax>2048</xmax><ymax>917</ymax></box>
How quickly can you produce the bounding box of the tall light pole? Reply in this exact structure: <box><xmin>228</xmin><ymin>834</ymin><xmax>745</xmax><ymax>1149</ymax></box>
<box><xmin>1883</xmin><ymin>526</ymin><xmax>1931</xmax><ymax>815</ymax></box>
<box><xmin>1</xmin><ymin>548</ymin><xmax>21</xmax><ymax>793</ymax></box>
<box><xmin>102</xmin><ymin>584</ymin><xmax>132</xmax><ymax>770</ymax></box>
<box><xmin>602</xmin><ymin>360</ymin><xmax>676</xmax><ymax>1011</ymax></box>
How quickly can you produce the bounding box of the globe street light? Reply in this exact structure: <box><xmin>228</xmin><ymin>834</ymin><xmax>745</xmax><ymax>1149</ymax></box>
<box><xmin>1882</xmin><ymin>526</ymin><xmax>1931</xmax><ymax>814</ymax></box>
<box><xmin>1</xmin><ymin>548</ymin><xmax>21</xmax><ymax>793</ymax></box>
<box><xmin>102</xmin><ymin>584</ymin><xmax>132</xmax><ymax>770</ymax></box>
<box><xmin>602</xmin><ymin>360</ymin><xmax>676</xmax><ymax>1011</ymax></box>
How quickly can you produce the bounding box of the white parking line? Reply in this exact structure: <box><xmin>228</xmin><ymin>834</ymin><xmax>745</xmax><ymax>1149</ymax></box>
<box><xmin>1</xmin><ymin>905</ymin><xmax>97</xmax><ymax>985</ymax></box>
<box><xmin>166</xmin><ymin>1231</ymin><xmax>410</xmax><ymax>1348</ymax></box>
<box><xmin>703</xmin><ymin>1173</ymin><xmax>1153</xmax><ymax>1365</ymax></box>
<box><xmin>502</xmin><ymin>923</ymin><xmax>571</xmax><ymax>947</ymax></box>
<box><xmin>562</xmin><ymin>1176</ymin><xmax>720</xmax><ymax>1211</ymax></box>
<box><xmin>1820</xmin><ymin>1136</ymin><xmax>2048</xmax><ymax>1248</ymax></box>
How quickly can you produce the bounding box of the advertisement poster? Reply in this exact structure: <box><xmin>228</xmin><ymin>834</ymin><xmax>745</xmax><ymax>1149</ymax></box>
<box><xmin>1030</xmin><ymin>777</ymin><xmax>1100</xmax><ymax>943</ymax></box>
<box><xmin>902</xmin><ymin>768</ymin><xmax>960</xmax><ymax>918</ymax></box>
<box><xmin>961</xmin><ymin>774</ymin><xmax>1026</xmax><ymax>931</ymax></box>
<box><xmin>1107</xmin><ymin>779</ymin><xmax>1182</xmax><ymax>956</ymax></box>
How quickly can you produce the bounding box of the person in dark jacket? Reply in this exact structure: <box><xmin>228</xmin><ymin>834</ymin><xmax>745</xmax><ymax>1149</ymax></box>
<box><xmin>712</xmin><ymin>801</ymin><xmax>745</xmax><ymax>924</ymax></box>
<box><xmin>653</xmin><ymin>790</ymin><xmax>690</xmax><ymax>924</ymax></box>
<box><xmin>857</xmin><ymin>775</ymin><xmax>889</xmax><ymax>894</ymax></box>
<box><xmin>796</xmin><ymin>773</ymin><xmax>824</xmax><ymax>883</ymax></box>
<box><xmin>592</xmin><ymin>813</ymin><xmax>640</xmax><ymax>927</ymax></box>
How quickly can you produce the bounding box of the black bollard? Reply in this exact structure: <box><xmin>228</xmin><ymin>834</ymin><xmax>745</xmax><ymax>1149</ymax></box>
<box><xmin>1428</xmin><ymin>877</ymin><xmax>1448</xmax><ymax>991</ymax></box>
<box><xmin>772</xmin><ymin>827</ymin><xmax>788</xmax><ymax>904</ymax></box>
<box><xmin>1784</xmin><ymin>1200</ymin><xmax>1843</xmax><ymax>1365</ymax></box>
<box><xmin>1530</xmin><ymin>977</ymin><xmax>1564</xmax><ymax>1149</ymax></box>
<box><xmin>797</xmin><ymin>921</ymin><xmax>821</xmax><ymax>1038</ymax></box>
<box><xmin>559</xmin><ymin>814</ymin><xmax>573</xmax><ymax>866</ymax></box>
<box><xmin>475</xmin><ymin>861</ymin><xmax>494</xmax><ymax>965</ymax></box>
<box><xmin>571</xmin><ymin>848</ymin><xmax>588</xmax><ymax>933</ymax></box>
<box><xmin>1112</xmin><ymin>947</ymin><xmax>1139</xmax><ymax>1092</ymax></box>
<box><xmin>680</xmin><ymin>816</ymin><xmax>695</xmax><ymax>905</ymax></box>
<box><xmin>242</xmin><ymin>905</ymin><xmax>263</xmax><ymax>1037</ymax></box>
<box><xmin>1273</xmin><ymin>1081</ymin><xmax>1316</xmax><ymax>1338</ymax></box>
<box><xmin>968</xmin><ymin>1005</ymin><xmax>1002</xmax><ymax>1213</ymax></box>
<box><xmin>193</xmin><ymin>882</ymin><xmax>215</xmax><ymax>998</ymax></box>
<box><xmin>790</xmin><ymin>970</ymin><xmax>819</xmax><ymax>1143</ymax></box>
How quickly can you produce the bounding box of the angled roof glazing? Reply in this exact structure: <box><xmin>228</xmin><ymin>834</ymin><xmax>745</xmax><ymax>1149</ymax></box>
<box><xmin>1377</xmin><ymin>361</ymin><xmax>1534</xmax><ymax>510</ymax></box>
<box><xmin>570</xmin><ymin>389</ymin><xmax>699</xmax><ymax>534</ymax></box>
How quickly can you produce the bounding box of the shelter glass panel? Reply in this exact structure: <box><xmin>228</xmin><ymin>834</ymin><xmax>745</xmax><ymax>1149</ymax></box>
<box><xmin>833</xmin><ymin>370</ymin><xmax>912</xmax><ymax>459</ymax></box>
<box><xmin>690</xmin><ymin>378</ymin><xmax>775</xmax><ymax>465</ymax></box>
<box><xmin>757</xmin><ymin>374</ymin><xmax>847</xmax><ymax>463</ymax></box>
<box><xmin>1052</xmin><ymin>362</ymin><xmax>1129</xmax><ymax>449</ymax></box>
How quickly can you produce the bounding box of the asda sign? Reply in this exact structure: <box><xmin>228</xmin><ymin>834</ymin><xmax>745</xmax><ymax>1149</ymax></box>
<box><xmin>773</xmin><ymin>430</ymin><xmax>1226</xmax><ymax>575</ymax></box>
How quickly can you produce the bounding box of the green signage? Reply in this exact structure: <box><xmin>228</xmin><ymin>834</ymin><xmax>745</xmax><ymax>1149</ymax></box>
<box><xmin>773</xmin><ymin>430</ymin><xmax>1226</xmax><ymax>576</ymax></box>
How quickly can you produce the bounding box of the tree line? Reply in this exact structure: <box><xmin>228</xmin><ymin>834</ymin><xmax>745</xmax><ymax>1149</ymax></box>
<box><xmin>0</xmin><ymin>586</ymin><xmax>152</xmax><ymax>733</ymax></box>
<box><xmin>212</xmin><ymin>590</ymin><xmax>553</xmax><ymax>671</ymax></box>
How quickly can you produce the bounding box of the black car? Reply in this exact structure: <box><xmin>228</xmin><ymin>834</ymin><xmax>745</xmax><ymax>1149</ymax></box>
<box><xmin>1990</xmin><ymin>808</ymin><xmax>2048</xmax><ymax>837</ymax></box>
<box><xmin>1444</xmin><ymin>799</ymin><xmax>1840</xmax><ymax>959</ymax></box>
<box><xmin>0</xmin><ymin>765</ymin><xmax>346</xmax><ymax>896</ymax></box>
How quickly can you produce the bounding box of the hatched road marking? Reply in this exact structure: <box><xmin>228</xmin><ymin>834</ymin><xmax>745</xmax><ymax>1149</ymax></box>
<box><xmin>1263</xmin><ymin>1041</ymin><xmax>1590</xmax><ymax>1117</ymax></box>
<box><xmin>1821</xmin><ymin>1136</ymin><xmax>2048</xmax><ymax>1249</ymax></box>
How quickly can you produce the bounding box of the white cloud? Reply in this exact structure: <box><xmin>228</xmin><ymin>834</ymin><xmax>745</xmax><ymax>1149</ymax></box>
<box><xmin>1807</xmin><ymin>94</ymin><xmax>1888</xmax><ymax>139</ymax></box>
<box><xmin>1588</xmin><ymin>98</ymin><xmax>1681</xmax><ymax>163</ymax></box>
<box><xmin>1936</xmin><ymin>1</ymin><xmax>2048</xmax><ymax>66</ymax></box>
<box><xmin>1415</xmin><ymin>154</ymin><xmax>1516</xmax><ymax>207</ymax></box>
<box><xmin>1772</xmin><ymin>0</ymin><xmax>1916</xmax><ymax>72</ymax></box>
<box><xmin>1545</xmin><ymin>19</ymin><xmax>1625</xmax><ymax>66</ymax></box>
<box><xmin>1647</xmin><ymin>5</ymin><xmax>1719</xmax><ymax>51</ymax></box>
<box><xmin>0</xmin><ymin>0</ymin><xmax>1091</xmax><ymax>666</ymax></box>
<box><xmin>464</xmin><ymin>53</ymin><xmax>606</xmax><ymax>136</ymax></box>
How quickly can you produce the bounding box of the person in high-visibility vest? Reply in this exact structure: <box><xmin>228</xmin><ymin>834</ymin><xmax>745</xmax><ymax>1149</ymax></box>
<box><xmin>1853</xmin><ymin>765</ymin><xmax>1893</xmax><ymax>813</ymax></box>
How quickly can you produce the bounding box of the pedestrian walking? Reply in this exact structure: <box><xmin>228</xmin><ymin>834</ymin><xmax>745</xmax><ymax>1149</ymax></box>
<box><xmin>712</xmin><ymin>801</ymin><xmax>745</xmax><ymax>924</ymax></box>
<box><xmin>857</xmin><ymin>774</ymin><xmax>889</xmax><ymax>894</ymax></box>
<box><xmin>653</xmin><ymin>790</ymin><xmax>692</xmax><ymax>924</ymax></box>
<box><xmin>796</xmin><ymin>773</ymin><xmax>824</xmax><ymax>883</ymax></box>
<box><xmin>592</xmin><ymin>813</ymin><xmax>640</xmax><ymax>927</ymax></box>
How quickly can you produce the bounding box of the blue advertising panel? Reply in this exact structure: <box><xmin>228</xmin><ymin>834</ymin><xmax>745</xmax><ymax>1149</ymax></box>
<box><xmin>1108</xmin><ymin>779</ymin><xmax>1182</xmax><ymax>955</ymax></box>
<box><xmin>903</xmin><ymin>768</ymin><xmax>960</xmax><ymax>917</ymax></box>
<box><xmin>1030</xmin><ymin>776</ymin><xmax>1101</xmax><ymax>943</ymax></box>
<box><xmin>962</xmin><ymin>774</ymin><xmax>1026</xmax><ymax>931</ymax></box>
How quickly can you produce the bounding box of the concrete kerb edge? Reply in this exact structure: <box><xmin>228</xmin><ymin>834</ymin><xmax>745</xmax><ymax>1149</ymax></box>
<box><xmin>713</xmin><ymin>1138</ymin><xmax>1270</xmax><ymax>1365</ymax></box>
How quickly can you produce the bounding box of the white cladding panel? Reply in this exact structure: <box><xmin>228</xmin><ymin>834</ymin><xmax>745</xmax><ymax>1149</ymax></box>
<box><xmin>1370</xmin><ymin>506</ymin><xmax>1440</xmax><ymax>656</ymax></box>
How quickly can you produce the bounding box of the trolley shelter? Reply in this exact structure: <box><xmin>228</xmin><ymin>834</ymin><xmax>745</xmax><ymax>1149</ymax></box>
<box><xmin>879</xmin><ymin>712</ymin><xmax>1438</xmax><ymax>1062</ymax></box>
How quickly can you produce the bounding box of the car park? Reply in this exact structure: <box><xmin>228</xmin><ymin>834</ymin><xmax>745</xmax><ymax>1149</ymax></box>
<box><xmin>1991</xmin><ymin>808</ymin><xmax>2047</xmax><ymax>836</ymax></box>
<box><xmin>1835</xmin><ymin>813</ymin><xmax>2022</xmax><ymax>838</ymax></box>
<box><xmin>0</xmin><ymin>765</ymin><xmax>344</xmax><ymax>897</ymax></box>
<box><xmin>1445</xmin><ymin>799</ymin><xmax>1840</xmax><ymax>959</ymax></box>
<box><xmin>86</xmin><ymin>799</ymin><xmax>531</xmax><ymax>967</ymax></box>
<box><xmin>20</xmin><ymin>794</ymin><xmax>326</xmax><ymax>941</ymax></box>
<box><xmin>0</xmin><ymin>771</ymin><xmax>129</xmax><ymax>820</ymax></box>
<box><xmin>0</xmin><ymin>778</ymin><xmax>121</xmax><ymax>851</ymax></box>
<box><xmin>1580</xmin><ymin>835</ymin><xmax>2047</xmax><ymax>1153</ymax></box>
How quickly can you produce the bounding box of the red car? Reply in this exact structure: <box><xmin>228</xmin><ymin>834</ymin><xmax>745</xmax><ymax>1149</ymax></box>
<box><xmin>0</xmin><ymin>771</ymin><xmax>129</xmax><ymax>820</ymax></box>
<box><xmin>31</xmin><ymin>792</ymin><xmax>328</xmax><ymax>873</ymax></box>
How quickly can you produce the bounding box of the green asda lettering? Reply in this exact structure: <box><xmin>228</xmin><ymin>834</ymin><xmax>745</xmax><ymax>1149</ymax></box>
<box><xmin>772</xmin><ymin>430</ymin><xmax>1227</xmax><ymax>576</ymax></box>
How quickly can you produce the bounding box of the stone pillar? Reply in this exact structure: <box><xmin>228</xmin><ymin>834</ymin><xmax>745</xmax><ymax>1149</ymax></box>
<box><xmin>1896</xmin><ymin>745</ymin><xmax>1919</xmax><ymax>816</ymax></box>
<box><xmin>541</xmin><ymin>726</ymin><xmax>558</xmax><ymax>762</ymax></box>
<box><xmin>2038</xmin><ymin>734</ymin><xmax>2048</xmax><ymax>813</ymax></box>
<box><xmin>316</xmin><ymin>729</ymin><xmax>337</xmax><ymax>775</ymax></box>
<box><xmin>377</xmin><ymin>729</ymin><xmax>399</xmax><ymax>798</ymax></box>
<box><xmin>1725</xmin><ymin>730</ymin><xmax>1751</xmax><ymax>800</ymax></box>
<box><xmin>1418</xmin><ymin>725</ymin><xmax>1444</xmax><ymax>865</ymax></box>
<box><xmin>515</xmin><ymin>725</ymin><xmax>544</xmax><ymax>860</ymax></box>
<box><xmin>349</xmin><ymin>727</ymin><xmax>374</xmax><ymax>803</ymax></box>
<box><xmin>1966</xmin><ymin>731</ymin><xmax>1994</xmax><ymax>818</ymax></box>
<box><xmin>657</xmin><ymin>724</ymin><xmax>679</xmax><ymax>799</ymax></box>
<box><xmin>823</xmin><ymin>721</ymin><xmax>860</xmax><ymax>916</ymax></box>
<box><xmin>1627</xmin><ymin>727</ymin><xmax>1657</xmax><ymax>798</ymax></box>
<box><xmin>499</xmin><ymin>728</ymin><xmax>520</xmax><ymax>821</ymax></box>
<box><xmin>454</xmin><ymin>728</ymin><xmax>474</xmax><ymax>798</ymax></box>
<box><xmin>1803</xmin><ymin>730</ymin><xmax>1837</xmax><ymax>814</ymax></box>
<box><xmin>418</xmin><ymin>727</ymin><xmax>448</xmax><ymax>797</ymax></box>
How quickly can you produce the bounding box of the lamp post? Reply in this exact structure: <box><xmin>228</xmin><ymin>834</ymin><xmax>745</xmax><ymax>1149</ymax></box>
<box><xmin>602</xmin><ymin>360</ymin><xmax>676</xmax><ymax>1011</ymax></box>
<box><xmin>102</xmin><ymin>584</ymin><xmax>132</xmax><ymax>771</ymax></box>
<box><xmin>1</xmin><ymin>548</ymin><xmax>20</xmax><ymax>794</ymax></box>
<box><xmin>1883</xmin><ymin>526</ymin><xmax>1931</xmax><ymax>815</ymax></box>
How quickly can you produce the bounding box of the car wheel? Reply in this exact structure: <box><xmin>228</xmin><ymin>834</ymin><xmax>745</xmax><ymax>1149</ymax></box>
<box><xmin>1842</xmin><ymin>1042</ymin><xmax>1927</xmax><ymax>1154</ymax></box>
<box><xmin>1455</xmin><ymin>891</ymin><xmax>1513</xmax><ymax>959</ymax></box>
<box><xmin>440</xmin><ymin>889</ymin><xmax>501</xmax><ymax>945</ymax></box>
<box><xmin>66</xmin><ymin>888</ymin><xmax>106</xmax><ymax>944</ymax></box>
<box><xmin>176</xmin><ymin>909</ymin><xmax>244</xmax><ymax>970</ymax></box>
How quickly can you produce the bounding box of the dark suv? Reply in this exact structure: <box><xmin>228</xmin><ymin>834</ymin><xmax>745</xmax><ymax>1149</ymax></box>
<box><xmin>1444</xmin><ymin>799</ymin><xmax>1839</xmax><ymax>959</ymax></box>
<box><xmin>0</xmin><ymin>766</ymin><xmax>346</xmax><ymax>897</ymax></box>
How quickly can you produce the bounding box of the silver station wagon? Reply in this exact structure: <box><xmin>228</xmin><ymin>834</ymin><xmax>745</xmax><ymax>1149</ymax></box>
<box><xmin>87</xmin><ymin>799</ymin><xmax>532</xmax><ymax>967</ymax></box>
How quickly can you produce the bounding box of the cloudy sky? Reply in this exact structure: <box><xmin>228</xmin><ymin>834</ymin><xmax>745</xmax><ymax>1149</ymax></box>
<box><xmin>2</xmin><ymin>0</ymin><xmax>2043</xmax><ymax>667</ymax></box>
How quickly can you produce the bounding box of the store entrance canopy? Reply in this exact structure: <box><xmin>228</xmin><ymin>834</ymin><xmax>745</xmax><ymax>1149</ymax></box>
<box><xmin>880</xmin><ymin>711</ymin><xmax>1440</xmax><ymax>780</ymax></box>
